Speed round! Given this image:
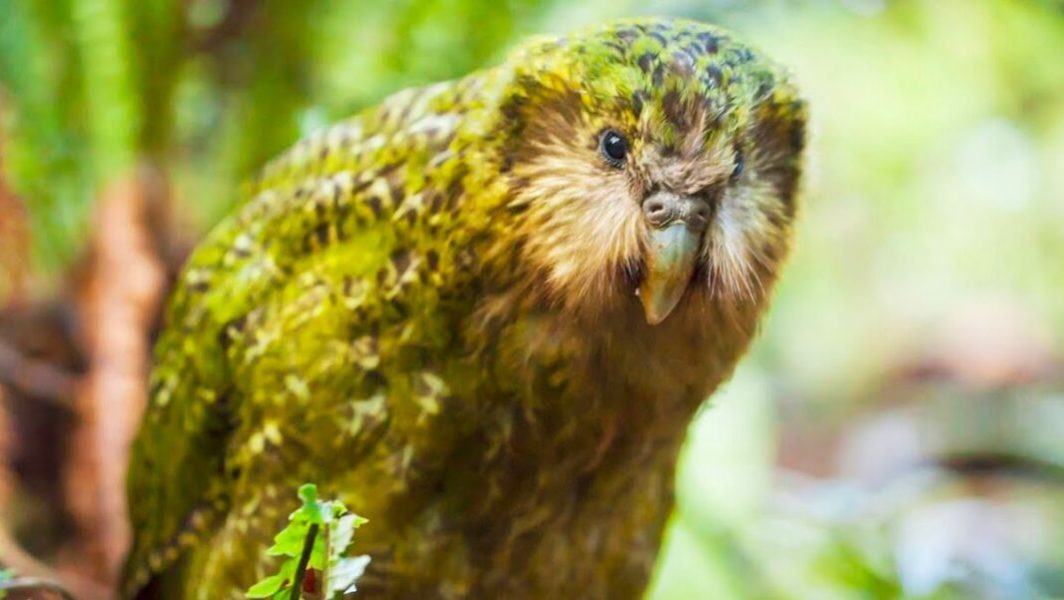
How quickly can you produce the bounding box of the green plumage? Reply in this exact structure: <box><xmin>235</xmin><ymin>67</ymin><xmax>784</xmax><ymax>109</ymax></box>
<box><xmin>124</xmin><ymin>17</ymin><xmax>805</xmax><ymax>599</ymax></box>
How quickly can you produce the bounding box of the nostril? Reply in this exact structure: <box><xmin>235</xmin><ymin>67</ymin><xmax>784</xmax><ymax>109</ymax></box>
<box><xmin>643</xmin><ymin>199</ymin><xmax>669</xmax><ymax>223</ymax></box>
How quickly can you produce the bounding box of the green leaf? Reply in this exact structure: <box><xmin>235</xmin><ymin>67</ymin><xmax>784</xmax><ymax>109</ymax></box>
<box><xmin>330</xmin><ymin>514</ymin><xmax>368</xmax><ymax>563</ymax></box>
<box><xmin>294</xmin><ymin>484</ymin><xmax>326</xmax><ymax>525</ymax></box>
<box><xmin>328</xmin><ymin>555</ymin><xmax>372</xmax><ymax>596</ymax></box>
<box><xmin>309</xmin><ymin>527</ymin><xmax>328</xmax><ymax>572</ymax></box>
<box><xmin>267</xmin><ymin>522</ymin><xmax>310</xmax><ymax>557</ymax></box>
<box><xmin>245</xmin><ymin>570</ymin><xmax>291</xmax><ymax>598</ymax></box>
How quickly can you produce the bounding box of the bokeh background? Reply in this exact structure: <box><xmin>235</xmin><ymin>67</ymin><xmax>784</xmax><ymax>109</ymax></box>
<box><xmin>1</xmin><ymin>0</ymin><xmax>1063</xmax><ymax>598</ymax></box>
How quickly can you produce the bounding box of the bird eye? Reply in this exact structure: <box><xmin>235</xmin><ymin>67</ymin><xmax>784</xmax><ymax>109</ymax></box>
<box><xmin>599</xmin><ymin>130</ymin><xmax>629</xmax><ymax>167</ymax></box>
<box><xmin>731</xmin><ymin>147</ymin><xmax>745</xmax><ymax>181</ymax></box>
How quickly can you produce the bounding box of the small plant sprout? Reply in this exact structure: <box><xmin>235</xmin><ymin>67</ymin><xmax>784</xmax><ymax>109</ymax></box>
<box><xmin>247</xmin><ymin>484</ymin><xmax>370</xmax><ymax>600</ymax></box>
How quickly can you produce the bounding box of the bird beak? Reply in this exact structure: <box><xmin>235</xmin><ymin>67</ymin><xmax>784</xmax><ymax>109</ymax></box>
<box><xmin>638</xmin><ymin>222</ymin><xmax>701</xmax><ymax>325</ymax></box>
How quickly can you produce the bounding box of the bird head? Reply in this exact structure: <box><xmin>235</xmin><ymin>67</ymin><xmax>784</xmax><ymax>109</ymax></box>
<box><xmin>495</xmin><ymin>18</ymin><xmax>807</xmax><ymax>326</ymax></box>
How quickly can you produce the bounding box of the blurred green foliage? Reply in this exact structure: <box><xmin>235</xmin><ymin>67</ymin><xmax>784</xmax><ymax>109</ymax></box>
<box><xmin>0</xmin><ymin>0</ymin><xmax>555</xmax><ymax>270</ymax></box>
<box><xmin>2</xmin><ymin>1</ymin><xmax>1063</xmax><ymax>598</ymax></box>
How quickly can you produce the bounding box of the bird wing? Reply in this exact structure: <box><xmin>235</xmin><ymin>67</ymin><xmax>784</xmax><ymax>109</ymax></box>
<box><xmin>122</xmin><ymin>77</ymin><xmax>480</xmax><ymax>597</ymax></box>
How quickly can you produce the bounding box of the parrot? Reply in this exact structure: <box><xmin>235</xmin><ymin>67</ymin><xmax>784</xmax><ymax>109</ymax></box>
<box><xmin>122</xmin><ymin>16</ymin><xmax>807</xmax><ymax>600</ymax></box>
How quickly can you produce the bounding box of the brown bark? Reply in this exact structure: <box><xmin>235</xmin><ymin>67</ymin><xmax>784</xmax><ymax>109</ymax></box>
<box><xmin>67</xmin><ymin>168</ymin><xmax>166</xmax><ymax>588</ymax></box>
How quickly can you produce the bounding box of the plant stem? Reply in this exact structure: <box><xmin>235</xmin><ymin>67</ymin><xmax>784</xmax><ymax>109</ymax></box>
<box><xmin>290</xmin><ymin>523</ymin><xmax>319</xmax><ymax>600</ymax></box>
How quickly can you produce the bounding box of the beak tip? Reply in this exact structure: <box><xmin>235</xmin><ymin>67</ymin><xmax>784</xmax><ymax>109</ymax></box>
<box><xmin>644</xmin><ymin>312</ymin><xmax>667</xmax><ymax>326</ymax></box>
<box><xmin>639</xmin><ymin>293</ymin><xmax>679</xmax><ymax>326</ymax></box>
<box><xmin>638</xmin><ymin>222</ymin><xmax>701</xmax><ymax>326</ymax></box>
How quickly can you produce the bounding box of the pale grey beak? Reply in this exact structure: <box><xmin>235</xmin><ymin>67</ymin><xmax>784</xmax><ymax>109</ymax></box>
<box><xmin>638</xmin><ymin>192</ymin><xmax>710</xmax><ymax>325</ymax></box>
